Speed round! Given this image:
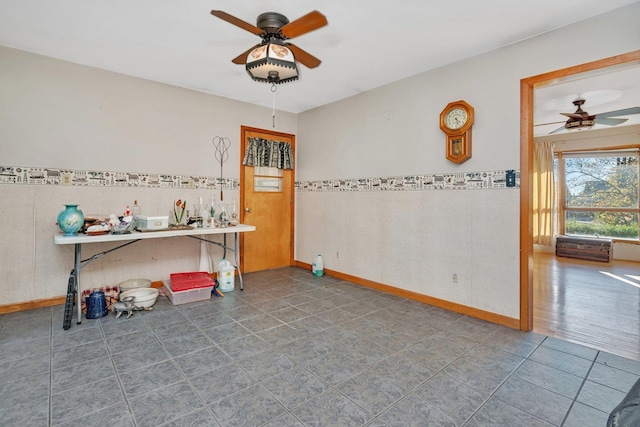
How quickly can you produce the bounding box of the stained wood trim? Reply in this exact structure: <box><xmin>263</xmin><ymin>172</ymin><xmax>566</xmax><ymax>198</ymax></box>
<box><xmin>0</xmin><ymin>296</ymin><xmax>67</xmax><ymax>314</ymax></box>
<box><xmin>294</xmin><ymin>261</ymin><xmax>520</xmax><ymax>329</ymax></box>
<box><xmin>519</xmin><ymin>50</ymin><xmax>640</xmax><ymax>332</ymax></box>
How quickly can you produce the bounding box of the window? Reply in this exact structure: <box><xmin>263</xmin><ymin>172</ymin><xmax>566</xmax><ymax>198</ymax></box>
<box><xmin>556</xmin><ymin>149</ymin><xmax>640</xmax><ymax>240</ymax></box>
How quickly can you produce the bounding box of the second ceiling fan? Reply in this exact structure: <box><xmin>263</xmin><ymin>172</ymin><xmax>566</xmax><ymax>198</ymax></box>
<box><xmin>546</xmin><ymin>99</ymin><xmax>640</xmax><ymax>134</ymax></box>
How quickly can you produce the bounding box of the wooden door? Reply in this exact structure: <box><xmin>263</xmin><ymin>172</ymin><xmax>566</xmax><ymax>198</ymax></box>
<box><xmin>240</xmin><ymin>126</ymin><xmax>295</xmax><ymax>273</ymax></box>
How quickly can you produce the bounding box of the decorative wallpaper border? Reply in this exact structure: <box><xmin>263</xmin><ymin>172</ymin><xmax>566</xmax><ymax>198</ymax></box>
<box><xmin>0</xmin><ymin>166</ymin><xmax>519</xmax><ymax>192</ymax></box>
<box><xmin>0</xmin><ymin>166</ymin><xmax>238</xmax><ymax>190</ymax></box>
<box><xmin>296</xmin><ymin>170</ymin><xmax>519</xmax><ymax>191</ymax></box>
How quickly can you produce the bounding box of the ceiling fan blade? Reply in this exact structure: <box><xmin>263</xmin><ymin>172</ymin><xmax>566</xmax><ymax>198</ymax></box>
<box><xmin>287</xmin><ymin>43</ymin><xmax>321</xmax><ymax>69</ymax></box>
<box><xmin>595</xmin><ymin>117</ymin><xmax>628</xmax><ymax>126</ymax></box>
<box><xmin>596</xmin><ymin>106</ymin><xmax>640</xmax><ymax>118</ymax></box>
<box><xmin>534</xmin><ymin>120</ymin><xmax>565</xmax><ymax>127</ymax></box>
<box><xmin>231</xmin><ymin>45</ymin><xmax>261</xmax><ymax>65</ymax></box>
<box><xmin>560</xmin><ymin>112</ymin><xmax>585</xmax><ymax>120</ymax></box>
<box><xmin>211</xmin><ymin>10</ymin><xmax>263</xmax><ymax>36</ymax></box>
<box><xmin>549</xmin><ymin>125</ymin><xmax>566</xmax><ymax>134</ymax></box>
<box><xmin>280</xmin><ymin>10</ymin><xmax>328</xmax><ymax>39</ymax></box>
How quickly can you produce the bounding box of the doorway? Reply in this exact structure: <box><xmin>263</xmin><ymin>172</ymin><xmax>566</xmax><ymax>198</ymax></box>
<box><xmin>239</xmin><ymin>126</ymin><xmax>295</xmax><ymax>273</ymax></box>
<box><xmin>519</xmin><ymin>50</ymin><xmax>640</xmax><ymax>331</ymax></box>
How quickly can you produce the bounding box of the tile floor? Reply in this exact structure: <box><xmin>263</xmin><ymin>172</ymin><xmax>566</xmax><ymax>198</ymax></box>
<box><xmin>1</xmin><ymin>267</ymin><xmax>639</xmax><ymax>426</ymax></box>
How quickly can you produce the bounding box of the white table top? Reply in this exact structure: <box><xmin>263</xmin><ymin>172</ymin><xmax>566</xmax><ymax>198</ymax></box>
<box><xmin>54</xmin><ymin>224</ymin><xmax>256</xmax><ymax>245</ymax></box>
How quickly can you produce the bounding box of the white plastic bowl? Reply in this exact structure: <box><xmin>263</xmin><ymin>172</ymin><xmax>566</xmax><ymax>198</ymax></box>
<box><xmin>120</xmin><ymin>287</ymin><xmax>159</xmax><ymax>308</ymax></box>
<box><xmin>118</xmin><ymin>278</ymin><xmax>152</xmax><ymax>293</ymax></box>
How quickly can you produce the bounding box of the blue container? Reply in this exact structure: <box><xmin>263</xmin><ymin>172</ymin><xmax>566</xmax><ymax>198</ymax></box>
<box><xmin>86</xmin><ymin>291</ymin><xmax>108</xmax><ymax>319</ymax></box>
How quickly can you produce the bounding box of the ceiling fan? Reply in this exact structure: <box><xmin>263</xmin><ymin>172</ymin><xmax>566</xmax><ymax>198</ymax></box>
<box><xmin>211</xmin><ymin>10</ymin><xmax>328</xmax><ymax>84</ymax></box>
<box><xmin>542</xmin><ymin>99</ymin><xmax>640</xmax><ymax>134</ymax></box>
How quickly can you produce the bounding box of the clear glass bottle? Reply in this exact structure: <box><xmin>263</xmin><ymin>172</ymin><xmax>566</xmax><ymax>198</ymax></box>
<box><xmin>230</xmin><ymin>198</ymin><xmax>239</xmax><ymax>225</ymax></box>
<box><xmin>132</xmin><ymin>200</ymin><xmax>141</xmax><ymax>218</ymax></box>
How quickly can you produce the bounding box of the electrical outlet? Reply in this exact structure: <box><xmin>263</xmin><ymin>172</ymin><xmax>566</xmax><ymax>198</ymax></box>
<box><xmin>61</xmin><ymin>173</ymin><xmax>72</xmax><ymax>186</ymax></box>
<box><xmin>187</xmin><ymin>179</ymin><xmax>195</xmax><ymax>189</ymax></box>
<box><xmin>336</xmin><ymin>251</ymin><xmax>340</xmax><ymax>259</ymax></box>
<box><xmin>452</xmin><ymin>273</ymin><xmax>458</xmax><ymax>284</ymax></box>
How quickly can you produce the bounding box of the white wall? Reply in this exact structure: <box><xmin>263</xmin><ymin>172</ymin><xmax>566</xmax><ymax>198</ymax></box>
<box><xmin>295</xmin><ymin>3</ymin><xmax>640</xmax><ymax>320</ymax></box>
<box><xmin>0</xmin><ymin>45</ymin><xmax>296</xmax><ymax>305</ymax></box>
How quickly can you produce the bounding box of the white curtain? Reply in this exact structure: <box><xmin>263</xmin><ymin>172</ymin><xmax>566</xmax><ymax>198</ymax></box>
<box><xmin>533</xmin><ymin>141</ymin><xmax>556</xmax><ymax>246</ymax></box>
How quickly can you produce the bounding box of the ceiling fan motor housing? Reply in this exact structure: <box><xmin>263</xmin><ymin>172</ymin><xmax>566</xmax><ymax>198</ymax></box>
<box><xmin>257</xmin><ymin>12</ymin><xmax>289</xmax><ymax>35</ymax></box>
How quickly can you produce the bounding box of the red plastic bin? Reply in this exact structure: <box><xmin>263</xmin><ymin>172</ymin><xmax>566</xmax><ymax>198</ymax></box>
<box><xmin>170</xmin><ymin>272</ymin><xmax>214</xmax><ymax>292</ymax></box>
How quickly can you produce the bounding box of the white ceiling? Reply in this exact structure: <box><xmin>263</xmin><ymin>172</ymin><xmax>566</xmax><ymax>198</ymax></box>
<box><xmin>0</xmin><ymin>0</ymin><xmax>638</xmax><ymax>136</ymax></box>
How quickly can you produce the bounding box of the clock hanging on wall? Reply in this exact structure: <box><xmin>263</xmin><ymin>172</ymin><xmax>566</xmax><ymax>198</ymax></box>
<box><xmin>439</xmin><ymin>100</ymin><xmax>474</xmax><ymax>164</ymax></box>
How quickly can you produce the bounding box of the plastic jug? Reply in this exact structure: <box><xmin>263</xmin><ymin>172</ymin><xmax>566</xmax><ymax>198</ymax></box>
<box><xmin>312</xmin><ymin>254</ymin><xmax>324</xmax><ymax>277</ymax></box>
<box><xmin>217</xmin><ymin>258</ymin><xmax>235</xmax><ymax>292</ymax></box>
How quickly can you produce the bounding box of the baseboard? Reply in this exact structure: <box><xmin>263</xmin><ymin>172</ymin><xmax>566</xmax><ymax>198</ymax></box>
<box><xmin>0</xmin><ymin>296</ymin><xmax>67</xmax><ymax>315</ymax></box>
<box><xmin>294</xmin><ymin>261</ymin><xmax>520</xmax><ymax>330</ymax></box>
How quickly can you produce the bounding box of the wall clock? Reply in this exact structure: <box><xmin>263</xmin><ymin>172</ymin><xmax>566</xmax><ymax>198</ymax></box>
<box><xmin>439</xmin><ymin>100</ymin><xmax>474</xmax><ymax>164</ymax></box>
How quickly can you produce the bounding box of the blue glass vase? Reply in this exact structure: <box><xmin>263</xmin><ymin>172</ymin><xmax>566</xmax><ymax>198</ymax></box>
<box><xmin>57</xmin><ymin>204</ymin><xmax>84</xmax><ymax>236</ymax></box>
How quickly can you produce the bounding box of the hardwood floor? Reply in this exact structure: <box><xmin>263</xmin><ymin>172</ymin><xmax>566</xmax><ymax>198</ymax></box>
<box><xmin>534</xmin><ymin>251</ymin><xmax>640</xmax><ymax>361</ymax></box>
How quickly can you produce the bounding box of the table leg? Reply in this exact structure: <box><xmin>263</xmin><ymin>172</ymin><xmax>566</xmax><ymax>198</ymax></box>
<box><xmin>74</xmin><ymin>243</ymin><xmax>82</xmax><ymax>324</ymax></box>
<box><xmin>234</xmin><ymin>232</ymin><xmax>243</xmax><ymax>291</ymax></box>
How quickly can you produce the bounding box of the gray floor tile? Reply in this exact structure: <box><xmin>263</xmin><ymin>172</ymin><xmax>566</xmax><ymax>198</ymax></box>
<box><xmin>512</xmin><ymin>359</ymin><xmax>583</xmax><ymax>399</ymax></box>
<box><xmin>51</xmin><ymin>376</ymin><xmax>124</xmax><ymax>425</ymax></box>
<box><xmin>0</xmin><ymin>370</ymin><xmax>49</xmax><ymax>411</ymax></box>
<box><xmin>303</xmin><ymin>349</ymin><xmax>365</xmax><ymax>385</ymax></box>
<box><xmin>411</xmin><ymin>373</ymin><xmax>487</xmax><ymax>421</ymax></box>
<box><xmin>204</xmin><ymin>321</ymin><xmax>252</xmax><ymax>343</ymax></box>
<box><xmin>57</xmin><ymin>402</ymin><xmax>134</xmax><ymax>427</ymax></box>
<box><xmin>541</xmin><ymin>336</ymin><xmax>599</xmax><ymax>361</ymax></box>
<box><xmin>577</xmin><ymin>380</ymin><xmax>628</xmax><ymax>413</ymax></box>
<box><xmin>262</xmin><ymin>413</ymin><xmax>305</xmax><ymax>426</ymax></box>
<box><xmin>377</xmin><ymin>393</ymin><xmax>460</xmax><ymax>427</ymax></box>
<box><xmin>336</xmin><ymin>371</ymin><xmax>404</xmax><ymax>415</ymax></box>
<box><xmin>209</xmin><ymin>384</ymin><xmax>287</xmax><ymax>427</ymax></box>
<box><xmin>493</xmin><ymin>375</ymin><xmax>572</xmax><ymax>425</ymax></box>
<box><xmin>293</xmin><ymin>389</ymin><xmax>374</xmax><ymax>427</ymax></box>
<box><xmin>403</xmin><ymin>332</ymin><xmax>476</xmax><ymax>370</ymax></box>
<box><xmin>189</xmin><ymin>363</ymin><xmax>255</xmax><ymax>404</ymax></box>
<box><xmin>563</xmin><ymin>402</ymin><xmax>610</xmax><ymax>427</ymax></box>
<box><xmin>368</xmin><ymin>353</ymin><xmax>434</xmax><ymax>393</ymax></box>
<box><xmin>173</xmin><ymin>345</ymin><xmax>232</xmax><ymax>377</ymax></box>
<box><xmin>443</xmin><ymin>346</ymin><xmax>524</xmax><ymax>395</ymax></box>
<box><xmin>261</xmin><ymin>366</ymin><xmax>329</xmax><ymax>410</ymax></box>
<box><xmin>238</xmin><ymin>313</ymin><xmax>284</xmax><ymax>333</ymax></box>
<box><xmin>587</xmin><ymin>362</ymin><xmax>640</xmax><ymax>393</ymax></box>
<box><xmin>111</xmin><ymin>339</ymin><xmax>170</xmax><ymax>373</ymax></box>
<box><xmin>216</xmin><ymin>334</ymin><xmax>270</xmax><ymax>359</ymax></box>
<box><xmin>236</xmin><ymin>348</ymin><xmax>296</xmax><ymax>382</ymax></box>
<box><xmin>52</xmin><ymin>355</ymin><xmax>114</xmax><ymax>393</ymax></box>
<box><xmin>157</xmin><ymin>330</ymin><xmax>214</xmax><ymax>357</ymax></box>
<box><xmin>120</xmin><ymin>359</ymin><xmax>184</xmax><ymax>399</ymax></box>
<box><xmin>128</xmin><ymin>381</ymin><xmax>204</xmax><ymax>427</ymax></box>
<box><xmin>528</xmin><ymin>344</ymin><xmax>594</xmax><ymax>378</ymax></box>
<box><xmin>596</xmin><ymin>351</ymin><xmax>640</xmax><ymax>375</ymax></box>
<box><xmin>465</xmin><ymin>397</ymin><xmax>554</xmax><ymax>427</ymax></box>
<box><xmin>0</xmin><ymin>351</ymin><xmax>50</xmax><ymax>383</ymax></box>
<box><xmin>160</xmin><ymin>408</ymin><xmax>220</xmax><ymax>426</ymax></box>
<box><xmin>0</xmin><ymin>395</ymin><xmax>49</xmax><ymax>426</ymax></box>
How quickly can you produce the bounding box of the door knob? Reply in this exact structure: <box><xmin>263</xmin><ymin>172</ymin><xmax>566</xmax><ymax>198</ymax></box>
<box><xmin>244</xmin><ymin>207</ymin><xmax>252</xmax><ymax>213</ymax></box>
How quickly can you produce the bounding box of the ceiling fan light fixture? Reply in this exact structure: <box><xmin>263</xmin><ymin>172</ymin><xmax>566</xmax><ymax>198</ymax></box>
<box><xmin>246</xmin><ymin>42</ymin><xmax>298</xmax><ymax>84</ymax></box>
<box><xmin>565</xmin><ymin>119</ymin><xmax>595</xmax><ymax>131</ymax></box>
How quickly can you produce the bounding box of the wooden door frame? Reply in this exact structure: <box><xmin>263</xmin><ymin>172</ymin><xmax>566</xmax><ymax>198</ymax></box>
<box><xmin>239</xmin><ymin>125</ymin><xmax>296</xmax><ymax>267</ymax></box>
<box><xmin>519</xmin><ymin>50</ymin><xmax>640</xmax><ymax>331</ymax></box>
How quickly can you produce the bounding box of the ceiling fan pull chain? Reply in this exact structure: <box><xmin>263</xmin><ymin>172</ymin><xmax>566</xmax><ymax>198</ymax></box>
<box><xmin>271</xmin><ymin>83</ymin><xmax>277</xmax><ymax>128</ymax></box>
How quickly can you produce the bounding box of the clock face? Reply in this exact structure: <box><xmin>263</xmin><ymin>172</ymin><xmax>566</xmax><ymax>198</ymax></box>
<box><xmin>445</xmin><ymin>107</ymin><xmax>468</xmax><ymax>130</ymax></box>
